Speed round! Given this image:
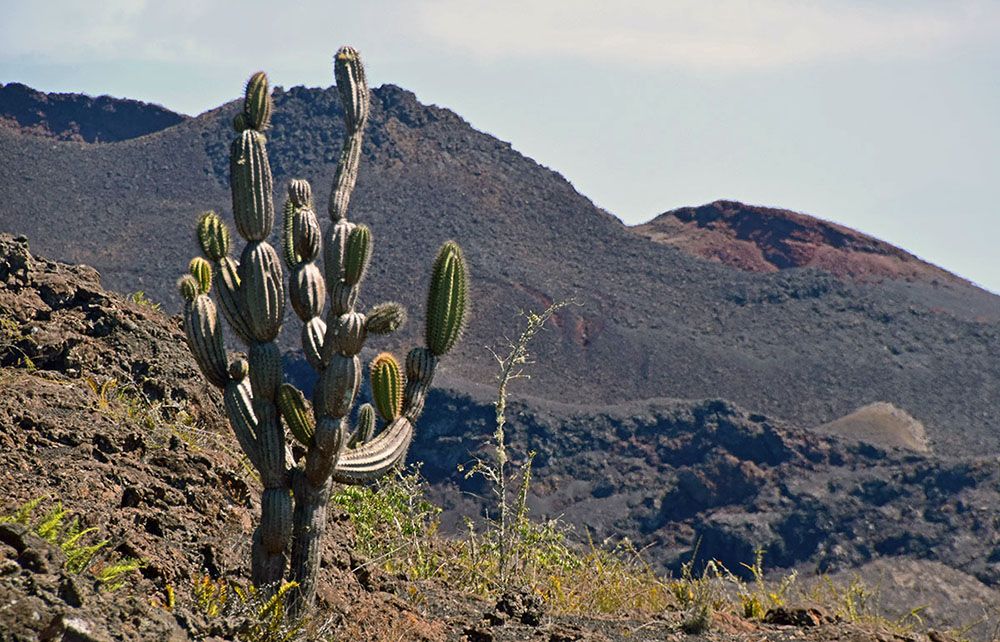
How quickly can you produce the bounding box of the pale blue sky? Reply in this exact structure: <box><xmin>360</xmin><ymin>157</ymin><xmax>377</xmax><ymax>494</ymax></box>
<box><xmin>2</xmin><ymin>1</ymin><xmax>999</xmax><ymax>290</ymax></box>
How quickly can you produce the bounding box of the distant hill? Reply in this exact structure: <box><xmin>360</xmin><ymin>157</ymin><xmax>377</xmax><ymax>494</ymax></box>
<box><xmin>2</xmin><ymin>82</ymin><xmax>1000</xmax><ymax>462</ymax></box>
<box><xmin>0</xmin><ymin>82</ymin><xmax>186</xmax><ymax>142</ymax></box>
<box><xmin>633</xmin><ymin>200</ymin><xmax>964</xmax><ymax>285</ymax></box>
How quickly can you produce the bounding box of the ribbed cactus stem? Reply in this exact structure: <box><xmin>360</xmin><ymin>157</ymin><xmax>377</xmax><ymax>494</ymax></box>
<box><xmin>244</xmin><ymin>71</ymin><xmax>272</xmax><ymax>131</ymax></box>
<box><xmin>370</xmin><ymin>352</ymin><xmax>404</xmax><ymax>421</ymax></box>
<box><xmin>350</xmin><ymin>403</ymin><xmax>376</xmax><ymax>447</ymax></box>
<box><xmin>231</xmin><ymin>130</ymin><xmax>275</xmax><ymax>241</ymax></box>
<box><xmin>182</xmin><ymin>294</ymin><xmax>228</xmax><ymax>388</ymax></box>
<box><xmin>281</xmin><ymin>199</ymin><xmax>298</xmax><ymax>268</ymax></box>
<box><xmin>214</xmin><ymin>256</ymin><xmax>253</xmax><ymax>344</ymax></box>
<box><xmin>240</xmin><ymin>242</ymin><xmax>285</xmax><ymax>342</ymax></box>
<box><xmin>278</xmin><ymin>383</ymin><xmax>315</xmax><ymax>446</ymax></box>
<box><xmin>343</xmin><ymin>224</ymin><xmax>372</xmax><ymax>286</ymax></box>
<box><xmin>189</xmin><ymin>257</ymin><xmax>212</xmax><ymax>294</ymax></box>
<box><xmin>177</xmin><ymin>275</ymin><xmax>199</xmax><ymax>302</ymax></box>
<box><xmin>197</xmin><ymin>211</ymin><xmax>231</xmax><ymax>261</ymax></box>
<box><xmin>426</xmin><ymin>241</ymin><xmax>470</xmax><ymax>356</ymax></box>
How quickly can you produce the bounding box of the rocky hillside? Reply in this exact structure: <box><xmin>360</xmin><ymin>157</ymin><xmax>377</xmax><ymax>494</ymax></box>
<box><xmin>0</xmin><ymin>82</ymin><xmax>186</xmax><ymax>142</ymax></box>
<box><xmin>412</xmin><ymin>381</ymin><xmax>1000</xmax><ymax>638</ymax></box>
<box><xmin>2</xmin><ymin>82</ymin><xmax>1000</xmax><ymax>467</ymax></box>
<box><xmin>0</xmin><ymin>235</ymin><xmax>445</xmax><ymax>640</ymax></box>
<box><xmin>632</xmin><ymin>200</ymin><xmax>963</xmax><ymax>284</ymax></box>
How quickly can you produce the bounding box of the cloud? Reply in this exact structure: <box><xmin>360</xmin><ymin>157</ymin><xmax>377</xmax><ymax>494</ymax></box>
<box><xmin>409</xmin><ymin>0</ymin><xmax>1000</xmax><ymax>71</ymax></box>
<box><xmin>2</xmin><ymin>0</ymin><xmax>997</xmax><ymax>76</ymax></box>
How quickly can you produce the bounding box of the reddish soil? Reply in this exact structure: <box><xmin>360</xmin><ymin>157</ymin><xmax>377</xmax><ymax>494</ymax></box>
<box><xmin>633</xmin><ymin>200</ymin><xmax>964</xmax><ymax>285</ymax></box>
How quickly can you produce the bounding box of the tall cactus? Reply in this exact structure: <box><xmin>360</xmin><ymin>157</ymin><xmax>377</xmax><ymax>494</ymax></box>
<box><xmin>179</xmin><ymin>47</ymin><xmax>469</xmax><ymax>613</ymax></box>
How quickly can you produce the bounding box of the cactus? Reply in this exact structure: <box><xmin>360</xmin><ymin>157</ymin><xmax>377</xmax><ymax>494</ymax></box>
<box><xmin>178</xmin><ymin>47</ymin><xmax>469</xmax><ymax>614</ymax></box>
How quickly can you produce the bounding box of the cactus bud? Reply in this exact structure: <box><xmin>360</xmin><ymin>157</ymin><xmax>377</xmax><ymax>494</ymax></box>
<box><xmin>366</xmin><ymin>302</ymin><xmax>407</xmax><ymax>335</ymax></box>
<box><xmin>244</xmin><ymin>71</ymin><xmax>272</xmax><ymax>131</ymax></box>
<box><xmin>178</xmin><ymin>275</ymin><xmax>199</xmax><ymax>302</ymax></box>
<box><xmin>233</xmin><ymin>113</ymin><xmax>248</xmax><ymax>132</ymax></box>
<box><xmin>350</xmin><ymin>403</ymin><xmax>376</xmax><ymax>447</ymax></box>
<box><xmin>289</xmin><ymin>179</ymin><xmax>312</xmax><ymax>208</ymax></box>
<box><xmin>229</xmin><ymin>358</ymin><xmax>249</xmax><ymax>381</ymax></box>
<box><xmin>277</xmin><ymin>383</ymin><xmax>315</xmax><ymax>446</ymax></box>
<box><xmin>189</xmin><ymin>257</ymin><xmax>212</xmax><ymax>294</ymax></box>
<box><xmin>197</xmin><ymin>211</ymin><xmax>231</xmax><ymax>261</ymax></box>
<box><xmin>343</xmin><ymin>224</ymin><xmax>372</xmax><ymax>286</ymax></box>
<box><xmin>425</xmin><ymin>241</ymin><xmax>469</xmax><ymax>356</ymax></box>
<box><xmin>370</xmin><ymin>352</ymin><xmax>404</xmax><ymax>422</ymax></box>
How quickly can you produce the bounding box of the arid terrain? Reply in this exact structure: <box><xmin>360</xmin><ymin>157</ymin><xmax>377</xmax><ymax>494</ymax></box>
<box><xmin>2</xmin><ymin>84</ymin><xmax>1000</xmax><ymax>640</ymax></box>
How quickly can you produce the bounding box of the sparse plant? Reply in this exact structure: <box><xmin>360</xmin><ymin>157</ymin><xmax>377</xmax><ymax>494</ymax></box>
<box><xmin>176</xmin><ymin>46</ymin><xmax>469</xmax><ymax>612</ymax></box>
<box><xmin>671</xmin><ymin>557</ymin><xmax>726</xmax><ymax>634</ymax></box>
<box><xmin>728</xmin><ymin>548</ymin><xmax>797</xmax><ymax>620</ymax></box>
<box><xmin>128</xmin><ymin>290</ymin><xmax>161</xmax><ymax>311</ymax></box>
<box><xmin>0</xmin><ymin>314</ymin><xmax>36</xmax><ymax>370</ymax></box>
<box><xmin>1</xmin><ymin>496</ymin><xmax>144</xmax><ymax>590</ymax></box>
<box><xmin>462</xmin><ymin>301</ymin><xmax>571</xmax><ymax>589</ymax></box>
<box><xmin>157</xmin><ymin>575</ymin><xmax>303</xmax><ymax>642</ymax></box>
<box><xmin>332</xmin><ymin>465</ymin><xmax>442</xmax><ymax>578</ymax></box>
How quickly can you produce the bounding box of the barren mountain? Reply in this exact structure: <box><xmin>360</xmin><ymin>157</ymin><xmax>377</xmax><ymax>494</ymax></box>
<box><xmin>2</xmin><ymin>83</ymin><xmax>1000</xmax><ymax>465</ymax></box>
<box><xmin>0</xmin><ymin>82</ymin><xmax>186</xmax><ymax>143</ymax></box>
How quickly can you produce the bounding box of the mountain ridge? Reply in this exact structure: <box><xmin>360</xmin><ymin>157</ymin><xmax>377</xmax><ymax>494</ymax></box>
<box><xmin>0</xmin><ymin>81</ymin><xmax>187</xmax><ymax>143</ymax></box>
<box><xmin>3</xmin><ymin>81</ymin><xmax>1000</xmax><ymax>456</ymax></box>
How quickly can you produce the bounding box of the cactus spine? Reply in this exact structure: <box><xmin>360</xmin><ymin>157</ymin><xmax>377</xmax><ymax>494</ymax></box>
<box><xmin>178</xmin><ymin>47</ymin><xmax>469</xmax><ymax>614</ymax></box>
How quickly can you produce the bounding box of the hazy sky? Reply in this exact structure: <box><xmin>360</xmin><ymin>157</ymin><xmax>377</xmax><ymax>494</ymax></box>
<box><xmin>2</xmin><ymin>1</ymin><xmax>999</xmax><ymax>290</ymax></box>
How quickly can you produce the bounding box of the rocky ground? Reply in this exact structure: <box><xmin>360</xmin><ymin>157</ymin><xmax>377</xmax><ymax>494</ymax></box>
<box><xmin>1</xmin><ymin>235</ymin><xmax>989</xmax><ymax>641</ymax></box>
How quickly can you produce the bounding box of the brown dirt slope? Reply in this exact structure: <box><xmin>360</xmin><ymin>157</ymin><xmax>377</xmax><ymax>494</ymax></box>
<box><xmin>632</xmin><ymin>200</ymin><xmax>963</xmax><ymax>284</ymax></box>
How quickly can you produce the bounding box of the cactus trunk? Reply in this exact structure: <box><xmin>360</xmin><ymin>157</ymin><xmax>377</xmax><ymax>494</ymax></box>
<box><xmin>289</xmin><ymin>471</ymin><xmax>333</xmax><ymax>612</ymax></box>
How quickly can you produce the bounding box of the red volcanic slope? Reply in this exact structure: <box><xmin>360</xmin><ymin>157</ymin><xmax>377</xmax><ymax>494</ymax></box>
<box><xmin>632</xmin><ymin>200</ymin><xmax>963</xmax><ymax>284</ymax></box>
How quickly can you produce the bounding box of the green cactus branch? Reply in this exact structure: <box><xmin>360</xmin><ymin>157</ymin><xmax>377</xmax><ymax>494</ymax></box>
<box><xmin>178</xmin><ymin>46</ymin><xmax>470</xmax><ymax>614</ymax></box>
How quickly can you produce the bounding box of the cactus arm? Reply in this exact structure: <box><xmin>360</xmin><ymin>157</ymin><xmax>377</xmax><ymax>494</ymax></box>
<box><xmin>277</xmin><ymin>383</ymin><xmax>315</xmax><ymax>446</ymax></box>
<box><xmin>370</xmin><ymin>352</ymin><xmax>404</xmax><ymax>422</ymax></box>
<box><xmin>328</xmin><ymin>46</ymin><xmax>369</xmax><ymax>222</ymax></box>
<box><xmin>223</xmin><ymin>377</ymin><xmax>264</xmax><ymax>472</ymax></box>
<box><xmin>366</xmin><ymin>301</ymin><xmax>407</xmax><ymax>335</ymax></box>
<box><xmin>332</xmin><ymin>417</ymin><xmax>413</xmax><ymax>483</ymax></box>
<box><xmin>214</xmin><ymin>255</ymin><xmax>254</xmax><ymax>344</ymax></box>
<box><xmin>425</xmin><ymin>241</ymin><xmax>470</xmax><ymax>356</ymax></box>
